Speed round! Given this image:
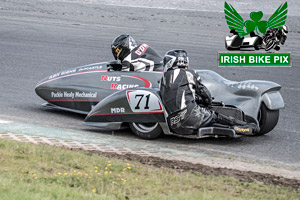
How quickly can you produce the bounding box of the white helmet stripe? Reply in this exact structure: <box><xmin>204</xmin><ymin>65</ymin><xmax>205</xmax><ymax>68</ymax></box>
<box><xmin>181</xmin><ymin>90</ymin><xmax>186</xmax><ymax>109</ymax></box>
<box><xmin>164</xmin><ymin>55</ymin><xmax>176</xmax><ymax>72</ymax></box>
<box><xmin>173</xmin><ymin>69</ymin><xmax>180</xmax><ymax>83</ymax></box>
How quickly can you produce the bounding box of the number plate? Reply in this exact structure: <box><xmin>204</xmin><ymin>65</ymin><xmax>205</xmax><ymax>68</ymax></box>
<box><xmin>126</xmin><ymin>90</ymin><xmax>163</xmax><ymax>113</ymax></box>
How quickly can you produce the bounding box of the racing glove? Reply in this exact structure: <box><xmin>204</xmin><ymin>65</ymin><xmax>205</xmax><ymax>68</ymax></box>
<box><xmin>195</xmin><ymin>76</ymin><xmax>213</xmax><ymax>106</ymax></box>
<box><xmin>199</xmin><ymin>85</ymin><xmax>212</xmax><ymax>106</ymax></box>
<box><xmin>107</xmin><ymin>60</ymin><xmax>122</xmax><ymax>71</ymax></box>
<box><xmin>121</xmin><ymin>61</ymin><xmax>134</xmax><ymax>71</ymax></box>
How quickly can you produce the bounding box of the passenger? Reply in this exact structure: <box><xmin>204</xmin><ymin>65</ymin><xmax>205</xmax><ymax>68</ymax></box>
<box><xmin>109</xmin><ymin>34</ymin><xmax>163</xmax><ymax>71</ymax></box>
<box><xmin>159</xmin><ymin>49</ymin><xmax>259</xmax><ymax>135</ymax></box>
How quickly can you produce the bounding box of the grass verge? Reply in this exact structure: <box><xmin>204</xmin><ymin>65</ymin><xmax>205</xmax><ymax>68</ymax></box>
<box><xmin>0</xmin><ymin>138</ymin><xmax>299</xmax><ymax>200</ymax></box>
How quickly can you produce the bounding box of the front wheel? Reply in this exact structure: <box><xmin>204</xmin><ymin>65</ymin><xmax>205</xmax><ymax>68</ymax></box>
<box><xmin>129</xmin><ymin>122</ymin><xmax>163</xmax><ymax>140</ymax></box>
<box><xmin>265</xmin><ymin>39</ymin><xmax>276</xmax><ymax>51</ymax></box>
<box><xmin>256</xmin><ymin>103</ymin><xmax>280</xmax><ymax>136</ymax></box>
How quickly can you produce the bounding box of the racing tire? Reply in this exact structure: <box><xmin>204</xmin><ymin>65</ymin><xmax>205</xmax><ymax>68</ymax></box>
<box><xmin>256</xmin><ymin>103</ymin><xmax>280</xmax><ymax>136</ymax></box>
<box><xmin>265</xmin><ymin>40</ymin><xmax>276</xmax><ymax>51</ymax></box>
<box><xmin>129</xmin><ymin>122</ymin><xmax>163</xmax><ymax>140</ymax></box>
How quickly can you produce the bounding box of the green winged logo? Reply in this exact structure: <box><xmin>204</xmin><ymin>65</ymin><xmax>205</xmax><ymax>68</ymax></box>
<box><xmin>224</xmin><ymin>1</ymin><xmax>288</xmax><ymax>36</ymax></box>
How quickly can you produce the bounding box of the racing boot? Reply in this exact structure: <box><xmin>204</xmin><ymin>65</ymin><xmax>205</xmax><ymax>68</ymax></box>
<box><xmin>212</xmin><ymin>112</ymin><xmax>259</xmax><ymax>136</ymax></box>
<box><xmin>213</xmin><ymin>112</ymin><xmax>247</xmax><ymax>126</ymax></box>
<box><xmin>233</xmin><ymin>123</ymin><xmax>260</xmax><ymax>136</ymax></box>
<box><xmin>233</xmin><ymin>125</ymin><xmax>253</xmax><ymax>135</ymax></box>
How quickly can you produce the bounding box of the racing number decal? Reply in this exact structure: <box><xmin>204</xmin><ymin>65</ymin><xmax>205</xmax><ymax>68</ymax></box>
<box><xmin>134</xmin><ymin>94</ymin><xmax>150</xmax><ymax>109</ymax></box>
<box><xmin>126</xmin><ymin>90</ymin><xmax>163</xmax><ymax>113</ymax></box>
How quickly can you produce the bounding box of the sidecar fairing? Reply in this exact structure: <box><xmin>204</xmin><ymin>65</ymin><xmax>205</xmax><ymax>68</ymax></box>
<box><xmin>84</xmin><ymin>70</ymin><xmax>284</xmax><ymax>138</ymax></box>
<box><xmin>35</xmin><ymin>62</ymin><xmax>163</xmax><ymax>114</ymax></box>
<box><xmin>197</xmin><ymin>70</ymin><xmax>284</xmax><ymax>123</ymax></box>
<box><xmin>84</xmin><ymin>88</ymin><xmax>243</xmax><ymax>139</ymax></box>
<box><xmin>35</xmin><ymin>62</ymin><xmax>284</xmax><ymax>138</ymax></box>
<box><xmin>225</xmin><ymin>35</ymin><xmax>261</xmax><ymax>50</ymax></box>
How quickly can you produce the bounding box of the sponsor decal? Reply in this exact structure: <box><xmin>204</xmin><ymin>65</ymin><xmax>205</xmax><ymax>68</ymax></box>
<box><xmin>101</xmin><ymin>75</ymin><xmax>121</xmax><ymax>82</ymax></box>
<box><xmin>51</xmin><ymin>91</ymin><xmax>63</xmax><ymax>98</ymax></box>
<box><xmin>111</xmin><ymin>83</ymin><xmax>139</xmax><ymax>90</ymax></box>
<box><xmin>126</xmin><ymin>90</ymin><xmax>163</xmax><ymax>113</ymax></box>
<box><xmin>101</xmin><ymin>75</ymin><xmax>152</xmax><ymax>90</ymax></box>
<box><xmin>237</xmin><ymin>83</ymin><xmax>258</xmax><ymax>90</ymax></box>
<box><xmin>60</xmin><ymin>69</ymin><xmax>76</xmax><ymax>76</ymax></box>
<box><xmin>49</xmin><ymin>69</ymin><xmax>78</xmax><ymax>79</ymax></box>
<box><xmin>234</xmin><ymin>127</ymin><xmax>250</xmax><ymax>132</ymax></box>
<box><xmin>78</xmin><ymin>65</ymin><xmax>103</xmax><ymax>72</ymax></box>
<box><xmin>135</xmin><ymin>44</ymin><xmax>149</xmax><ymax>56</ymax></box>
<box><xmin>51</xmin><ymin>91</ymin><xmax>97</xmax><ymax>99</ymax></box>
<box><xmin>219</xmin><ymin>1</ymin><xmax>291</xmax><ymax>67</ymax></box>
<box><xmin>75</xmin><ymin>92</ymin><xmax>97</xmax><ymax>98</ymax></box>
<box><xmin>36</xmin><ymin>65</ymin><xmax>106</xmax><ymax>88</ymax></box>
<box><xmin>49</xmin><ymin>73</ymin><xmax>61</xmax><ymax>80</ymax></box>
<box><xmin>170</xmin><ymin>109</ymin><xmax>187</xmax><ymax>126</ymax></box>
<box><xmin>48</xmin><ymin>65</ymin><xmax>104</xmax><ymax>80</ymax></box>
<box><xmin>223</xmin><ymin>81</ymin><xmax>259</xmax><ymax>90</ymax></box>
<box><xmin>111</xmin><ymin>107</ymin><xmax>125</xmax><ymax>113</ymax></box>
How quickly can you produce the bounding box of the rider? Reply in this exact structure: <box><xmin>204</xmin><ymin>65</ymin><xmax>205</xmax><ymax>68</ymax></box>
<box><xmin>159</xmin><ymin>49</ymin><xmax>260</xmax><ymax>135</ymax></box>
<box><xmin>109</xmin><ymin>34</ymin><xmax>163</xmax><ymax>71</ymax></box>
<box><xmin>263</xmin><ymin>25</ymin><xmax>288</xmax><ymax>51</ymax></box>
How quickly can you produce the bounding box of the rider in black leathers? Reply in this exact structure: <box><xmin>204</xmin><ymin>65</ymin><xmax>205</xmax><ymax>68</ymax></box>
<box><xmin>109</xmin><ymin>34</ymin><xmax>163</xmax><ymax>71</ymax></box>
<box><xmin>160</xmin><ymin>49</ymin><xmax>259</xmax><ymax>135</ymax></box>
<box><xmin>263</xmin><ymin>25</ymin><xmax>288</xmax><ymax>51</ymax></box>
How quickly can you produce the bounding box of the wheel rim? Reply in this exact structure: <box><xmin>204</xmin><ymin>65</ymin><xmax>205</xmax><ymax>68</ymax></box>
<box><xmin>266</xmin><ymin>40</ymin><xmax>275</xmax><ymax>51</ymax></box>
<box><xmin>132</xmin><ymin>123</ymin><xmax>158</xmax><ymax>133</ymax></box>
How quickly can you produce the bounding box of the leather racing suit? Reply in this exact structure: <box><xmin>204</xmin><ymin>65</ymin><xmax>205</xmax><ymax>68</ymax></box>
<box><xmin>121</xmin><ymin>43</ymin><xmax>163</xmax><ymax>72</ymax></box>
<box><xmin>160</xmin><ymin>68</ymin><xmax>213</xmax><ymax>135</ymax></box>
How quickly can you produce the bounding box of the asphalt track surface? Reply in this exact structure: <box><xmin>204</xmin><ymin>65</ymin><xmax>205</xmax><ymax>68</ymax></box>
<box><xmin>0</xmin><ymin>0</ymin><xmax>300</xmax><ymax>170</ymax></box>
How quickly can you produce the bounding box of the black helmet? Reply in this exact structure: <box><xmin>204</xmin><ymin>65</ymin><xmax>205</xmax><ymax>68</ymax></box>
<box><xmin>111</xmin><ymin>34</ymin><xmax>137</xmax><ymax>61</ymax></box>
<box><xmin>230</xmin><ymin>29</ymin><xmax>236</xmax><ymax>34</ymax></box>
<box><xmin>163</xmin><ymin>49</ymin><xmax>189</xmax><ymax>71</ymax></box>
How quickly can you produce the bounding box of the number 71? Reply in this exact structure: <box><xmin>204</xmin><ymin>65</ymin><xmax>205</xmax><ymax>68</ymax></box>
<box><xmin>135</xmin><ymin>94</ymin><xmax>150</xmax><ymax>109</ymax></box>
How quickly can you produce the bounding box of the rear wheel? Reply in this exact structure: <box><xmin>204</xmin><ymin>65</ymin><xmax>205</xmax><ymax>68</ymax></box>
<box><xmin>256</xmin><ymin>103</ymin><xmax>280</xmax><ymax>136</ymax></box>
<box><xmin>129</xmin><ymin>122</ymin><xmax>163</xmax><ymax>140</ymax></box>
